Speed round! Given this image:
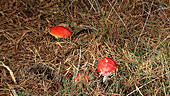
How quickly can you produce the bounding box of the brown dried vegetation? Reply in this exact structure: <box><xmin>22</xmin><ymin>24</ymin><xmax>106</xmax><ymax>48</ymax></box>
<box><xmin>0</xmin><ymin>0</ymin><xmax>169</xmax><ymax>95</ymax></box>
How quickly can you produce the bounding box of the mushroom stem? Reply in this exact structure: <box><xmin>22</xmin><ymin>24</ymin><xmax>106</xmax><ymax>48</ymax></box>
<box><xmin>103</xmin><ymin>75</ymin><xmax>108</xmax><ymax>82</ymax></box>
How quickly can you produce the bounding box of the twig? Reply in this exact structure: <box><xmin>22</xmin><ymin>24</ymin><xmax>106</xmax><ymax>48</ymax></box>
<box><xmin>134</xmin><ymin>0</ymin><xmax>154</xmax><ymax>54</ymax></box>
<box><xmin>6</xmin><ymin>82</ymin><xmax>18</xmax><ymax>96</ymax></box>
<box><xmin>77</xmin><ymin>46</ymin><xmax>82</xmax><ymax>74</ymax></box>
<box><xmin>162</xmin><ymin>82</ymin><xmax>167</xmax><ymax>96</ymax></box>
<box><xmin>88</xmin><ymin>0</ymin><xmax>97</xmax><ymax>12</ymax></box>
<box><xmin>0</xmin><ymin>61</ymin><xmax>17</xmax><ymax>84</ymax></box>
<box><xmin>135</xmin><ymin>83</ymin><xmax>144</xmax><ymax>96</ymax></box>
<box><xmin>106</xmin><ymin>0</ymin><xmax>127</xmax><ymax>29</ymax></box>
<box><xmin>126</xmin><ymin>73</ymin><xmax>167</xmax><ymax>96</ymax></box>
<box><xmin>72</xmin><ymin>46</ymin><xmax>82</xmax><ymax>82</ymax></box>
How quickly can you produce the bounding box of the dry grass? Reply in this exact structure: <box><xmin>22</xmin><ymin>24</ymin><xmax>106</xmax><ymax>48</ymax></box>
<box><xmin>0</xmin><ymin>0</ymin><xmax>169</xmax><ymax>95</ymax></box>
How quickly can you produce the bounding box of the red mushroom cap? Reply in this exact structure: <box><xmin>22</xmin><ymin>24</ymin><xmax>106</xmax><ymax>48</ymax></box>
<box><xmin>74</xmin><ymin>73</ymin><xmax>89</xmax><ymax>83</ymax></box>
<box><xmin>50</xmin><ymin>26</ymin><xmax>72</xmax><ymax>38</ymax></box>
<box><xmin>97</xmin><ymin>58</ymin><xmax>117</xmax><ymax>76</ymax></box>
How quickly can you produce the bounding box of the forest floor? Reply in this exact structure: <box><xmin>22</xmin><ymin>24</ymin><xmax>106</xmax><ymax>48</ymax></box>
<box><xmin>0</xmin><ymin>0</ymin><xmax>169</xmax><ymax>95</ymax></box>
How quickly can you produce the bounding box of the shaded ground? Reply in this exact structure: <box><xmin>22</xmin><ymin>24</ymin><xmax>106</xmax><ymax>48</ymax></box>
<box><xmin>0</xmin><ymin>0</ymin><xmax>169</xmax><ymax>95</ymax></box>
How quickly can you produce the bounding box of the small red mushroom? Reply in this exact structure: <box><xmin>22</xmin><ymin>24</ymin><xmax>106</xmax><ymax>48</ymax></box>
<box><xmin>96</xmin><ymin>58</ymin><xmax>118</xmax><ymax>82</ymax></box>
<box><xmin>49</xmin><ymin>26</ymin><xmax>72</xmax><ymax>38</ymax></box>
<box><xmin>74</xmin><ymin>73</ymin><xmax>89</xmax><ymax>83</ymax></box>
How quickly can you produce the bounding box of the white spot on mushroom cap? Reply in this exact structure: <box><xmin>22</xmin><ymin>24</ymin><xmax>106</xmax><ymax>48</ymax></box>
<box><xmin>99</xmin><ymin>67</ymin><xmax>118</xmax><ymax>76</ymax></box>
<box><xmin>100</xmin><ymin>70</ymin><xmax>115</xmax><ymax>76</ymax></box>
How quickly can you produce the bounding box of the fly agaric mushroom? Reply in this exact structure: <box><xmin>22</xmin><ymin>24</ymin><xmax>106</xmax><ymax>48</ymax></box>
<box><xmin>49</xmin><ymin>26</ymin><xmax>72</xmax><ymax>38</ymax></box>
<box><xmin>74</xmin><ymin>73</ymin><xmax>89</xmax><ymax>83</ymax></box>
<box><xmin>96</xmin><ymin>58</ymin><xmax>118</xmax><ymax>82</ymax></box>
